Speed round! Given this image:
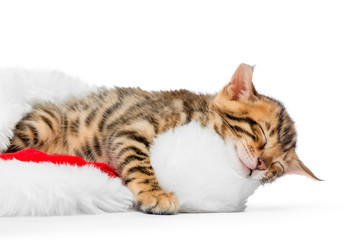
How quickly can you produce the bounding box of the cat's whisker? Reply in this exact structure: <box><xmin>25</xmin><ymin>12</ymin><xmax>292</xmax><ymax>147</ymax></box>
<box><xmin>221</xmin><ymin>117</ymin><xmax>255</xmax><ymax>172</ymax></box>
<box><xmin>222</xmin><ymin>117</ymin><xmax>252</xmax><ymax>161</ymax></box>
<box><xmin>242</xmin><ymin>138</ymin><xmax>255</xmax><ymax>160</ymax></box>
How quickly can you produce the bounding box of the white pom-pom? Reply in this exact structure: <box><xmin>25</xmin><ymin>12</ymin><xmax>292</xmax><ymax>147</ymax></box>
<box><xmin>150</xmin><ymin>121</ymin><xmax>260</xmax><ymax>213</ymax></box>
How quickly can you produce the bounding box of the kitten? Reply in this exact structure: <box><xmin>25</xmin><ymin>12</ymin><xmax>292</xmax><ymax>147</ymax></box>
<box><xmin>7</xmin><ymin>64</ymin><xmax>320</xmax><ymax>214</ymax></box>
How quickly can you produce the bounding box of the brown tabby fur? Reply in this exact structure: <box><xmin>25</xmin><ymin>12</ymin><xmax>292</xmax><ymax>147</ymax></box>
<box><xmin>6</xmin><ymin>64</ymin><xmax>320</xmax><ymax>214</ymax></box>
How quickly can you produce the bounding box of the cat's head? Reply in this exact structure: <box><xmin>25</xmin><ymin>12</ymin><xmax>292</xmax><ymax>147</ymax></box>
<box><xmin>212</xmin><ymin>63</ymin><xmax>320</xmax><ymax>184</ymax></box>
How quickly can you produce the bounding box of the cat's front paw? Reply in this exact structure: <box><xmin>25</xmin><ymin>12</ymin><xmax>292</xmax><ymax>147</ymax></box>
<box><xmin>136</xmin><ymin>190</ymin><xmax>179</xmax><ymax>215</ymax></box>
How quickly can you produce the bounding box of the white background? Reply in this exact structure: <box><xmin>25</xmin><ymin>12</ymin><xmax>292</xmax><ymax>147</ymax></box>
<box><xmin>1</xmin><ymin>0</ymin><xmax>359</xmax><ymax>239</ymax></box>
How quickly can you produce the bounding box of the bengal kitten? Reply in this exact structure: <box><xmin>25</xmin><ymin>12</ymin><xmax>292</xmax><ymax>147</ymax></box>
<box><xmin>6</xmin><ymin>64</ymin><xmax>320</xmax><ymax>214</ymax></box>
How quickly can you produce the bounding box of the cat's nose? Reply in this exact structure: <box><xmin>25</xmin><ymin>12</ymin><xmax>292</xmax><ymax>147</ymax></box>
<box><xmin>256</xmin><ymin>157</ymin><xmax>268</xmax><ymax>171</ymax></box>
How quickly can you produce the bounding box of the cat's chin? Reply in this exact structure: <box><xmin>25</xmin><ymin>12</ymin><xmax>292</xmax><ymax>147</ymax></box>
<box><xmin>234</xmin><ymin>151</ymin><xmax>264</xmax><ymax>181</ymax></box>
<box><xmin>240</xmin><ymin>165</ymin><xmax>263</xmax><ymax>181</ymax></box>
<box><xmin>247</xmin><ymin>169</ymin><xmax>264</xmax><ymax>181</ymax></box>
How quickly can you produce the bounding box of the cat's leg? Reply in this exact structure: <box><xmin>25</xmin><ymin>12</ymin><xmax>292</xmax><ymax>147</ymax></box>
<box><xmin>8</xmin><ymin>104</ymin><xmax>64</xmax><ymax>153</ymax></box>
<box><xmin>107</xmin><ymin>130</ymin><xmax>179</xmax><ymax>214</ymax></box>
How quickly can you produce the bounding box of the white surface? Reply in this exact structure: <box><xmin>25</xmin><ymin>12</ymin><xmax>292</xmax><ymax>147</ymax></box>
<box><xmin>0</xmin><ymin>0</ymin><xmax>359</xmax><ymax>239</ymax></box>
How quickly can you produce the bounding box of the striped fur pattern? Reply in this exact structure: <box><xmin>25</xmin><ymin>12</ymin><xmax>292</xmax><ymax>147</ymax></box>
<box><xmin>7</xmin><ymin>64</ymin><xmax>320</xmax><ymax>214</ymax></box>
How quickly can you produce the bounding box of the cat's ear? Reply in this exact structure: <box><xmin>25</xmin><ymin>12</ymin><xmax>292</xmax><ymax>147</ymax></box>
<box><xmin>286</xmin><ymin>154</ymin><xmax>322</xmax><ymax>181</ymax></box>
<box><xmin>225</xmin><ymin>63</ymin><xmax>257</xmax><ymax>101</ymax></box>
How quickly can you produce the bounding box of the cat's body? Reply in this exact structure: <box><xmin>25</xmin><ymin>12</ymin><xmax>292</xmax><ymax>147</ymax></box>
<box><xmin>7</xmin><ymin>64</ymin><xmax>320</xmax><ymax>214</ymax></box>
<box><xmin>11</xmin><ymin>88</ymin><xmax>213</xmax><ymax>165</ymax></box>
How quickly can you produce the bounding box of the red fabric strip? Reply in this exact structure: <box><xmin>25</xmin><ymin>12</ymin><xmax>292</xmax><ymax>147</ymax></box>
<box><xmin>0</xmin><ymin>149</ymin><xmax>119</xmax><ymax>178</ymax></box>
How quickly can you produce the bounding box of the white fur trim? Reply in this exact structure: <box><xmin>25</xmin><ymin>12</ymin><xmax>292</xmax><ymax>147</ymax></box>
<box><xmin>0</xmin><ymin>159</ymin><xmax>134</xmax><ymax>216</ymax></box>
